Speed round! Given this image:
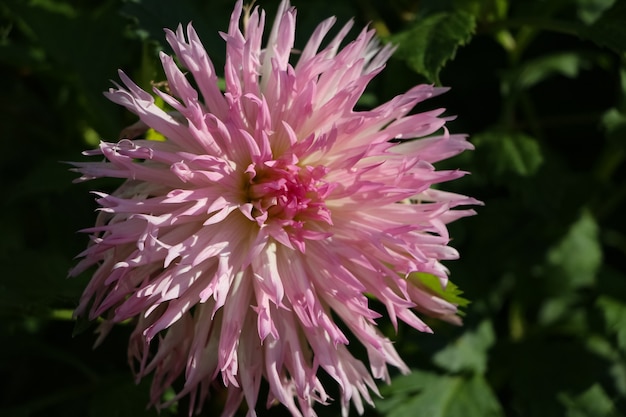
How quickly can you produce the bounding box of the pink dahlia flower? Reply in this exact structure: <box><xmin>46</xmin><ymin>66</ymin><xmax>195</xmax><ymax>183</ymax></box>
<box><xmin>71</xmin><ymin>1</ymin><xmax>478</xmax><ymax>416</ymax></box>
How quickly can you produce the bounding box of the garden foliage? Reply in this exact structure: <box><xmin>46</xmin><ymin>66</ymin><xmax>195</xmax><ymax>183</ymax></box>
<box><xmin>1</xmin><ymin>0</ymin><xmax>625</xmax><ymax>416</ymax></box>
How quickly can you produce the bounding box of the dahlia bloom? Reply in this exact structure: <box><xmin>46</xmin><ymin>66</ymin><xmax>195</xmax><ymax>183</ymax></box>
<box><xmin>71</xmin><ymin>1</ymin><xmax>478</xmax><ymax>416</ymax></box>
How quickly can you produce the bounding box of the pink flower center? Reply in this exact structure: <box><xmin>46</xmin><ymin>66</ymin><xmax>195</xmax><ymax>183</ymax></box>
<box><xmin>244</xmin><ymin>160</ymin><xmax>334</xmax><ymax>246</ymax></box>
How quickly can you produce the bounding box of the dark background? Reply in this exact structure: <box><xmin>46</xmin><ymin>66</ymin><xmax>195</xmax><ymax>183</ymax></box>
<box><xmin>1</xmin><ymin>0</ymin><xmax>626</xmax><ymax>416</ymax></box>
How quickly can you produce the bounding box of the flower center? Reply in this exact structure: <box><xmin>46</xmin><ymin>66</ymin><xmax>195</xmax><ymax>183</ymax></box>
<box><xmin>244</xmin><ymin>160</ymin><xmax>334</xmax><ymax>248</ymax></box>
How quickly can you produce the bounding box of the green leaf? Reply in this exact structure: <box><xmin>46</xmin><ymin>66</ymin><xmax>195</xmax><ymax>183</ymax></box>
<box><xmin>456</xmin><ymin>0</ymin><xmax>508</xmax><ymax>22</ymax></box>
<box><xmin>579</xmin><ymin>1</ymin><xmax>626</xmax><ymax>53</ymax></box>
<box><xmin>602</xmin><ymin>107</ymin><xmax>626</xmax><ymax>143</ymax></box>
<box><xmin>433</xmin><ymin>320</ymin><xmax>495</xmax><ymax>374</ymax></box>
<box><xmin>408</xmin><ymin>272</ymin><xmax>470</xmax><ymax>307</ymax></box>
<box><xmin>417</xmin><ymin>0</ymin><xmax>506</xmax><ymax>22</ymax></box>
<box><xmin>377</xmin><ymin>371</ymin><xmax>505</xmax><ymax>417</ymax></box>
<box><xmin>546</xmin><ymin>210</ymin><xmax>602</xmax><ymax>289</ymax></box>
<box><xmin>512</xmin><ymin>52</ymin><xmax>596</xmax><ymax>91</ymax></box>
<box><xmin>576</xmin><ymin>0</ymin><xmax>617</xmax><ymax>25</ymax></box>
<box><xmin>559</xmin><ymin>383</ymin><xmax>620</xmax><ymax>417</ymax></box>
<box><xmin>585</xmin><ymin>336</ymin><xmax>626</xmax><ymax>397</ymax></box>
<box><xmin>390</xmin><ymin>11</ymin><xmax>476</xmax><ymax>83</ymax></box>
<box><xmin>538</xmin><ymin>293</ymin><xmax>586</xmax><ymax>328</ymax></box>
<box><xmin>597</xmin><ymin>296</ymin><xmax>626</xmax><ymax>350</ymax></box>
<box><xmin>502</xmin><ymin>2</ymin><xmax>626</xmax><ymax>54</ymax></box>
<box><xmin>473</xmin><ymin>130</ymin><xmax>543</xmax><ymax>177</ymax></box>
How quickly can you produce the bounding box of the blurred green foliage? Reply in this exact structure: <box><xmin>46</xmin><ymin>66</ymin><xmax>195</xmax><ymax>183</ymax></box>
<box><xmin>1</xmin><ymin>0</ymin><xmax>626</xmax><ymax>416</ymax></box>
